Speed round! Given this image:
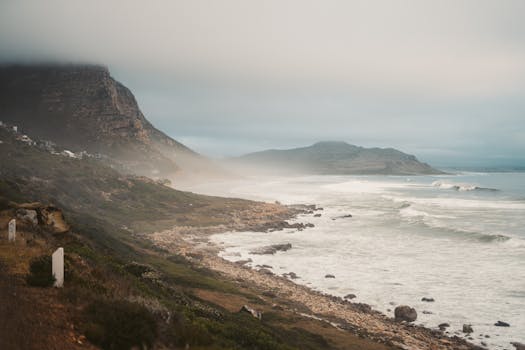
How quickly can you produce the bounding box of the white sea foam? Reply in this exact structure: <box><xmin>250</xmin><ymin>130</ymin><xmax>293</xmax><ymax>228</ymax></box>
<box><xmin>193</xmin><ymin>174</ymin><xmax>525</xmax><ymax>349</ymax></box>
<box><xmin>432</xmin><ymin>180</ymin><xmax>498</xmax><ymax>192</ymax></box>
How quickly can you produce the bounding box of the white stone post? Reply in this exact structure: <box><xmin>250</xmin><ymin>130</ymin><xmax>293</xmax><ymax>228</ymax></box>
<box><xmin>8</xmin><ymin>219</ymin><xmax>16</xmax><ymax>242</ymax></box>
<box><xmin>52</xmin><ymin>247</ymin><xmax>64</xmax><ymax>288</ymax></box>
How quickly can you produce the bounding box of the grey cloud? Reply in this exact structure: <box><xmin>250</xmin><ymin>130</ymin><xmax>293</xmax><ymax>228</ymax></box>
<box><xmin>1</xmin><ymin>0</ymin><xmax>524</xmax><ymax>166</ymax></box>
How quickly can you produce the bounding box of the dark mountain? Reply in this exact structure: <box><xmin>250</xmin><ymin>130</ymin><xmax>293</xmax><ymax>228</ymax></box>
<box><xmin>232</xmin><ymin>141</ymin><xmax>443</xmax><ymax>175</ymax></box>
<box><xmin>0</xmin><ymin>64</ymin><xmax>212</xmax><ymax>177</ymax></box>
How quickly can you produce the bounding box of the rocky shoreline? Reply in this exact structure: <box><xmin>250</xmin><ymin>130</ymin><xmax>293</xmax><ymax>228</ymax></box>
<box><xmin>146</xmin><ymin>203</ymin><xmax>483</xmax><ymax>350</ymax></box>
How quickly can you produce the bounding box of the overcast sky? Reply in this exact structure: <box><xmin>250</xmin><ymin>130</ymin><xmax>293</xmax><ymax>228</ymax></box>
<box><xmin>1</xmin><ymin>0</ymin><xmax>524</xmax><ymax>166</ymax></box>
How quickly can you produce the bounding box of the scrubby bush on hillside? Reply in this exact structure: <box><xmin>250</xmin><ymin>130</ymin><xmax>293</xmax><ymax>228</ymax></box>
<box><xmin>26</xmin><ymin>255</ymin><xmax>55</xmax><ymax>287</ymax></box>
<box><xmin>84</xmin><ymin>300</ymin><xmax>157</xmax><ymax>350</ymax></box>
<box><xmin>168</xmin><ymin>312</ymin><xmax>213</xmax><ymax>347</ymax></box>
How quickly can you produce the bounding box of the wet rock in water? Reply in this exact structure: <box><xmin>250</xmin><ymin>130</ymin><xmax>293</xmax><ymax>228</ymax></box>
<box><xmin>251</xmin><ymin>220</ymin><xmax>314</xmax><ymax>232</ymax></box>
<box><xmin>344</xmin><ymin>293</ymin><xmax>356</xmax><ymax>300</ymax></box>
<box><xmin>234</xmin><ymin>258</ymin><xmax>252</xmax><ymax>266</ymax></box>
<box><xmin>422</xmin><ymin>310</ymin><xmax>433</xmax><ymax>315</ymax></box>
<box><xmin>511</xmin><ymin>342</ymin><xmax>525</xmax><ymax>350</ymax></box>
<box><xmin>325</xmin><ymin>274</ymin><xmax>336</xmax><ymax>278</ymax></box>
<box><xmin>438</xmin><ymin>323</ymin><xmax>450</xmax><ymax>331</ymax></box>
<box><xmin>421</xmin><ymin>297</ymin><xmax>435</xmax><ymax>302</ymax></box>
<box><xmin>250</xmin><ymin>243</ymin><xmax>292</xmax><ymax>255</ymax></box>
<box><xmin>240</xmin><ymin>305</ymin><xmax>262</xmax><ymax>320</ymax></box>
<box><xmin>463</xmin><ymin>324</ymin><xmax>474</xmax><ymax>333</ymax></box>
<box><xmin>256</xmin><ymin>264</ymin><xmax>273</xmax><ymax>269</ymax></box>
<box><xmin>332</xmin><ymin>214</ymin><xmax>353</xmax><ymax>220</ymax></box>
<box><xmin>394</xmin><ymin>305</ymin><xmax>417</xmax><ymax>322</ymax></box>
<box><xmin>494</xmin><ymin>320</ymin><xmax>510</xmax><ymax>327</ymax></box>
<box><xmin>314</xmin><ymin>213</ymin><xmax>322</xmax><ymax>217</ymax></box>
<box><xmin>282</xmin><ymin>272</ymin><xmax>299</xmax><ymax>279</ymax></box>
<box><xmin>481</xmin><ymin>341</ymin><xmax>487</xmax><ymax>347</ymax></box>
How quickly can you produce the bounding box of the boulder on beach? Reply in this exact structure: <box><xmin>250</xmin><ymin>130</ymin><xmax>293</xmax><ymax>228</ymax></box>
<box><xmin>494</xmin><ymin>321</ymin><xmax>510</xmax><ymax>327</ymax></box>
<box><xmin>511</xmin><ymin>342</ymin><xmax>525</xmax><ymax>350</ymax></box>
<box><xmin>462</xmin><ymin>324</ymin><xmax>473</xmax><ymax>333</ymax></box>
<box><xmin>394</xmin><ymin>305</ymin><xmax>417</xmax><ymax>322</ymax></box>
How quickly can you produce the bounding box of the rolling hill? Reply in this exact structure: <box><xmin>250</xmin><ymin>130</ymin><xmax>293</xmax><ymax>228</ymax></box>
<box><xmin>231</xmin><ymin>141</ymin><xmax>443</xmax><ymax>175</ymax></box>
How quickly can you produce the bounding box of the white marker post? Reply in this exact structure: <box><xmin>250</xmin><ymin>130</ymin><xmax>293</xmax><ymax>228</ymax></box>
<box><xmin>52</xmin><ymin>247</ymin><xmax>64</xmax><ymax>288</ymax></box>
<box><xmin>8</xmin><ymin>219</ymin><xmax>16</xmax><ymax>242</ymax></box>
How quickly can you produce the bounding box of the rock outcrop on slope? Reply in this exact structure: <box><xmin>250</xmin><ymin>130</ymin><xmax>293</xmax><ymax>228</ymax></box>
<box><xmin>231</xmin><ymin>141</ymin><xmax>443</xmax><ymax>175</ymax></box>
<box><xmin>0</xmin><ymin>64</ymin><xmax>211</xmax><ymax>177</ymax></box>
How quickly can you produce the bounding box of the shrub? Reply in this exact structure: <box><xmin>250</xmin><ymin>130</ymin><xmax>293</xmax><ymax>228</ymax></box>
<box><xmin>26</xmin><ymin>256</ymin><xmax>56</xmax><ymax>287</ymax></box>
<box><xmin>84</xmin><ymin>299</ymin><xmax>157</xmax><ymax>350</ymax></box>
<box><xmin>169</xmin><ymin>313</ymin><xmax>213</xmax><ymax>347</ymax></box>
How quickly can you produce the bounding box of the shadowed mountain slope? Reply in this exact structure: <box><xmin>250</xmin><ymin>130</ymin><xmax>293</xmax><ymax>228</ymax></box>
<box><xmin>0</xmin><ymin>64</ymin><xmax>214</xmax><ymax>177</ymax></box>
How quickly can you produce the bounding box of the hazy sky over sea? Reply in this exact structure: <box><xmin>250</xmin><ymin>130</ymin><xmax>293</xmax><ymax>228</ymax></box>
<box><xmin>1</xmin><ymin>0</ymin><xmax>524</xmax><ymax>166</ymax></box>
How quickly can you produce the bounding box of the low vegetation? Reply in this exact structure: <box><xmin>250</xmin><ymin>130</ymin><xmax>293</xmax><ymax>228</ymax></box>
<box><xmin>84</xmin><ymin>300</ymin><xmax>157</xmax><ymax>350</ymax></box>
<box><xmin>26</xmin><ymin>255</ymin><xmax>55</xmax><ymax>287</ymax></box>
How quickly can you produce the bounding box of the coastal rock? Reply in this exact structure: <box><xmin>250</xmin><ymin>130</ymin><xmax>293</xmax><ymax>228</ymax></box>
<box><xmin>344</xmin><ymin>294</ymin><xmax>356</xmax><ymax>300</ymax></box>
<box><xmin>250</xmin><ymin>243</ymin><xmax>292</xmax><ymax>255</ymax></box>
<box><xmin>16</xmin><ymin>208</ymin><xmax>38</xmax><ymax>225</ymax></box>
<box><xmin>494</xmin><ymin>321</ymin><xmax>510</xmax><ymax>327</ymax></box>
<box><xmin>282</xmin><ymin>272</ymin><xmax>299</xmax><ymax>279</ymax></box>
<box><xmin>332</xmin><ymin>214</ymin><xmax>353</xmax><ymax>220</ymax></box>
<box><xmin>256</xmin><ymin>264</ymin><xmax>273</xmax><ymax>269</ymax></box>
<box><xmin>394</xmin><ymin>305</ymin><xmax>417</xmax><ymax>322</ymax></box>
<box><xmin>258</xmin><ymin>268</ymin><xmax>274</xmax><ymax>276</ymax></box>
<box><xmin>258</xmin><ymin>221</ymin><xmax>314</xmax><ymax>232</ymax></box>
<box><xmin>511</xmin><ymin>342</ymin><xmax>525</xmax><ymax>350</ymax></box>
<box><xmin>352</xmin><ymin>303</ymin><xmax>372</xmax><ymax>313</ymax></box>
<box><xmin>313</xmin><ymin>214</ymin><xmax>321</xmax><ymax>217</ymax></box>
<box><xmin>421</xmin><ymin>297</ymin><xmax>435</xmax><ymax>302</ymax></box>
<box><xmin>462</xmin><ymin>324</ymin><xmax>473</xmax><ymax>333</ymax></box>
<box><xmin>325</xmin><ymin>274</ymin><xmax>336</xmax><ymax>278</ymax></box>
<box><xmin>422</xmin><ymin>311</ymin><xmax>433</xmax><ymax>314</ymax></box>
<box><xmin>438</xmin><ymin>323</ymin><xmax>450</xmax><ymax>331</ymax></box>
<box><xmin>234</xmin><ymin>259</ymin><xmax>252</xmax><ymax>266</ymax></box>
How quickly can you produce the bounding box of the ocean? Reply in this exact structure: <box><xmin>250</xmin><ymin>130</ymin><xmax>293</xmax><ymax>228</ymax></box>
<box><xmin>187</xmin><ymin>172</ymin><xmax>525</xmax><ymax>349</ymax></box>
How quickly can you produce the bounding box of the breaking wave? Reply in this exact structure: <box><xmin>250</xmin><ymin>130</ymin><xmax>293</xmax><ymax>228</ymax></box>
<box><xmin>431</xmin><ymin>180</ymin><xmax>499</xmax><ymax>192</ymax></box>
<box><xmin>398</xmin><ymin>205</ymin><xmax>511</xmax><ymax>243</ymax></box>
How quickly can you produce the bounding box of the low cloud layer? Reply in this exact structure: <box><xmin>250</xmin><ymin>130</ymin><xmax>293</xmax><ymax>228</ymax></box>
<box><xmin>1</xmin><ymin>0</ymin><xmax>524</xmax><ymax>166</ymax></box>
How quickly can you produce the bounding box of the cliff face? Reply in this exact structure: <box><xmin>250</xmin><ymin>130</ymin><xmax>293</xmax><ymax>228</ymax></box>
<box><xmin>0</xmin><ymin>64</ymin><xmax>203</xmax><ymax>176</ymax></box>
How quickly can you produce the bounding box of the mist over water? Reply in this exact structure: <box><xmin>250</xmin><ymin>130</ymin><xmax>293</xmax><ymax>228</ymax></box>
<box><xmin>184</xmin><ymin>172</ymin><xmax>525</xmax><ymax>349</ymax></box>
